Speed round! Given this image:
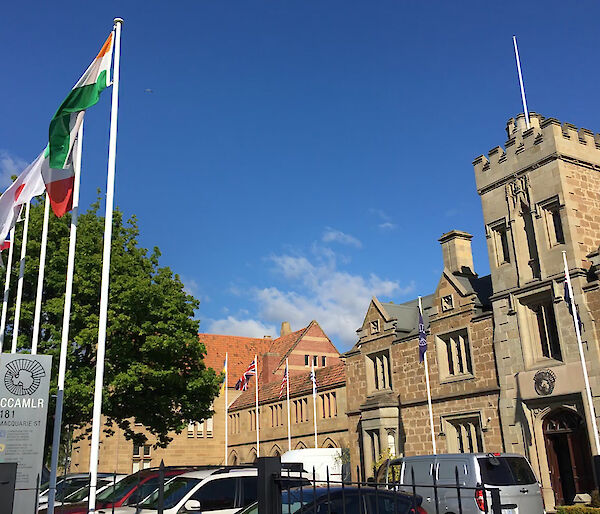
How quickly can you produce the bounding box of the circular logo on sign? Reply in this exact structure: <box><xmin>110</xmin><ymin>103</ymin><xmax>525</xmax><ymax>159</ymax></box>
<box><xmin>4</xmin><ymin>359</ymin><xmax>46</xmax><ymax>396</ymax></box>
<box><xmin>534</xmin><ymin>369</ymin><xmax>556</xmax><ymax>396</ymax></box>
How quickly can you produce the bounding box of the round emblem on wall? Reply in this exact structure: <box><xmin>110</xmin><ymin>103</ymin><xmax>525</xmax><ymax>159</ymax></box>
<box><xmin>534</xmin><ymin>369</ymin><xmax>556</xmax><ymax>396</ymax></box>
<box><xmin>4</xmin><ymin>359</ymin><xmax>46</xmax><ymax>396</ymax></box>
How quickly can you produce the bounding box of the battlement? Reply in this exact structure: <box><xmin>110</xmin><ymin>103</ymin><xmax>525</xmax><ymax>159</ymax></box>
<box><xmin>473</xmin><ymin>113</ymin><xmax>600</xmax><ymax>194</ymax></box>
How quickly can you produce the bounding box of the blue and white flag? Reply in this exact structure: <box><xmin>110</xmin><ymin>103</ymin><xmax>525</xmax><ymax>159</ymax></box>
<box><xmin>564</xmin><ymin>272</ymin><xmax>583</xmax><ymax>332</ymax></box>
<box><xmin>310</xmin><ymin>363</ymin><xmax>317</xmax><ymax>398</ymax></box>
<box><xmin>418</xmin><ymin>309</ymin><xmax>427</xmax><ymax>363</ymax></box>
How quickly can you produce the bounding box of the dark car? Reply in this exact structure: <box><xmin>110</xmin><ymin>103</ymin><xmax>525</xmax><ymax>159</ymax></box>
<box><xmin>237</xmin><ymin>486</ymin><xmax>425</xmax><ymax>514</ymax></box>
<box><xmin>39</xmin><ymin>467</ymin><xmax>196</xmax><ymax>513</ymax></box>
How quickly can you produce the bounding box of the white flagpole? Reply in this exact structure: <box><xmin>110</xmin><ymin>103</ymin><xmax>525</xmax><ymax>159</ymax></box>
<box><xmin>563</xmin><ymin>251</ymin><xmax>600</xmax><ymax>454</ymax></box>
<box><xmin>312</xmin><ymin>362</ymin><xmax>318</xmax><ymax>448</ymax></box>
<box><xmin>0</xmin><ymin>227</ymin><xmax>15</xmax><ymax>352</ymax></box>
<box><xmin>11</xmin><ymin>201</ymin><xmax>31</xmax><ymax>353</ymax></box>
<box><xmin>419</xmin><ymin>296</ymin><xmax>437</xmax><ymax>454</ymax></box>
<box><xmin>286</xmin><ymin>359</ymin><xmax>291</xmax><ymax>452</ymax></box>
<box><xmin>88</xmin><ymin>18</ymin><xmax>122</xmax><ymax>513</ymax></box>
<box><xmin>47</xmin><ymin>122</ymin><xmax>84</xmax><ymax>514</ymax></box>
<box><xmin>255</xmin><ymin>354</ymin><xmax>259</xmax><ymax>458</ymax></box>
<box><xmin>224</xmin><ymin>352</ymin><xmax>228</xmax><ymax>465</ymax></box>
<box><xmin>31</xmin><ymin>193</ymin><xmax>50</xmax><ymax>355</ymax></box>
<box><xmin>512</xmin><ymin>35</ymin><xmax>530</xmax><ymax>130</ymax></box>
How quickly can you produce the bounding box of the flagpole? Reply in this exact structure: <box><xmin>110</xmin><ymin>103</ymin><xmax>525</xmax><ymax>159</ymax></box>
<box><xmin>419</xmin><ymin>296</ymin><xmax>437</xmax><ymax>454</ymax></box>
<box><xmin>0</xmin><ymin>227</ymin><xmax>15</xmax><ymax>352</ymax></box>
<box><xmin>563</xmin><ymin>251</ymin><xmax>600</xmax><ymax>454</ymax></box>
<box><xmin>11</xmin><ymin>201</ymin><xmax>30</xmax><ymax>353</ymax></box>
<box><xmin>47</xmin><ymin>122</ymin><xmax>84</xmax><ymax>514</ymax></box>
<box><xmin>224</xmin><ymin>352</ymin><xmax>228</xmax><ymax>465</ymax></box>
<box><xmin>312</xmin><ymin>362</ymin><xmax>318</xmax><ymax>448</ymax></box>
<box><xmin>255</xmin><ymin>354</ymin><xmax>259</xmax><ymax>458</ymax></box>
<box><xmin>512</xmin><ymin>35</ymin><xmax>530</xmax><ymax>130</ymax></box>
<box><xmin>31</xmin><ymin>193</ymin><xmax>50</xmax><ymax>355</ymax></box>
<box><xmin>286</xmin><ymin>358</ymin><xmax>291</xmax><ymax>452</ymax></box>
<box><xmin>88</xmin><ymin>18</ymin><xmax>122</xmax><ymax>513</ymax></box>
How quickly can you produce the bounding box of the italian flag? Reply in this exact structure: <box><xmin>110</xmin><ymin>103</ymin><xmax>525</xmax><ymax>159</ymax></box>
<box><xmin>44</xmin><ymin>32</ymin><xmax>114</xmax><ymax>217</ymax></box>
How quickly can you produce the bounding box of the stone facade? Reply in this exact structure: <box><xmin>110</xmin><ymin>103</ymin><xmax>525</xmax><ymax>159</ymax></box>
<box><xmin>473</xmin><ymin>113</ymin><xmax>600</xmax><ymax>510</ymax></box>
<box><xmin>227</xmin><ymin>364</ymin><xmax>349</xmax><ymax>463</ymax></box>
<box><xmin>345</xmin><ymin>231</ymin><xmax>503</xmax><ymax>480</ymax></box>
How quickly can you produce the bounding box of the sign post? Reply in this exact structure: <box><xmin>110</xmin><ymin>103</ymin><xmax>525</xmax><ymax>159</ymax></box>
<box><xmin>0</xmin><ymin>354</ymin><xmax>52</xmax><ymax>513</ymax></box>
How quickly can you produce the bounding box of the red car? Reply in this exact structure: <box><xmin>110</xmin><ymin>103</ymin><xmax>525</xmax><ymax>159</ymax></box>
<box><xmin>40</xmin><ymin>466</ymin><xmax>195</xmax><ymax>513</ymax></box>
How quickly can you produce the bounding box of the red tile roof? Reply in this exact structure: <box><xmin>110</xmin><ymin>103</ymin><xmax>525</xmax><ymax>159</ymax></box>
<box><xmin>200</xmin><ymin>324</ymin><xmax>313</xmax><ymax>388</ymax></box>
<box><xmin>229</xmin><ymin>363</ymin><xmax>346</xmax><ymax>411</ymax></box>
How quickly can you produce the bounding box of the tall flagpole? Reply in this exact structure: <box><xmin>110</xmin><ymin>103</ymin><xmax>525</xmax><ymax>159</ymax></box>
<box><xmin>11</xmin><ymin>201</ymin><xmax>31</xmax><ymax>353</ymax></box>
<box><xmin>31</xmin><ymin>193</ymin><xmax>51</xmax><ymax>355</ymax></box>
<box><xmin>311</xmin><ymin>362</ymin><xmax>318</xmax><ymax>448</ymax></box>
<box><xmin>512</xmin><ymin>35</ymin><xmax>530</xmax><ymax>130</ymax></box>
<box><xmin>255</xmin><ymin>354</ymin><xmax>259</xmax><ymax>458</ymax></box>
<box><xmin>47</xmin><ymin>122</ymin><xmax>84</xmax><ymax>514</ymax></box>
<box><xmin>224</xmin><ymin>352</ymin><xmax>228</xmax><ymax>465</ymax></box>
<box><xmin>0</xmin><ymin>227</ymin><xmax>15</xmax><ymax>352</ymax></box>
<box><xmin>563</xmin><ymin>251</ymin><xmax>600</xmax><ymax>454</ymax></box>
<box><xmin>286</xmin><ymin>358</ymin><xmax>291</xmax><ymax>452</ymax></box>
<box><xmin>88</xmin><ymin>18</ymin><xmax>122</xmax><ymax>513</ymax></box>
<box><xmin>419</xmin><ymin>296</ymin><xmax>437</xmax><ymax>454</ymax></box>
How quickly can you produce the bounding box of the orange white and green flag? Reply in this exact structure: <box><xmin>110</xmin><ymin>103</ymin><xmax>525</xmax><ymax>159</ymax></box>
<box><xmin>44</xmin><ymin>32</ymin><xmax>114</xmax><ymax>217</ymax></box>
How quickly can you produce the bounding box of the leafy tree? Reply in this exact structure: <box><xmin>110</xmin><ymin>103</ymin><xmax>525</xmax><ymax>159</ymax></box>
<box><xmin>3</xmin><ymin>196</ymin><xmax>220</xmax><ymax>450</ymax></box>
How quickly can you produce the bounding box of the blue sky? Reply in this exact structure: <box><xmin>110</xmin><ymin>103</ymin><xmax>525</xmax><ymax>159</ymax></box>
<box><xmin>2</xmin><ymin>1</ymin><xmax>600</xmax><ymax>350</ymax></box>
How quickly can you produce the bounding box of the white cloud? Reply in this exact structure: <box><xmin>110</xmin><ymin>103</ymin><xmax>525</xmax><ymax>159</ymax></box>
<box><xmin>205</xmin><ymin>316</ymin><xmax>277</xmax><ymax>338</ymax></box>
<box><xmin>322</xmin><ymin>227</ymin><xmax>362</xmax><ymax>248</ymax></box>
<box><xmin>252</xmin><ymin>250</ymin><xmax>414</xmax><ymax>348</ymax></box>
<box><xmin>0</xmin><ymin>150</ymin><xmax>27</xmax><ymax>189</ymax></box>
<box><xmin>378</xmin><ymin>222</ymin><xmax>397</xmax><ymax>231</ymax></box>
<box><xmin>368</xmin><ymin>208</ymin><xmax>391</xmax><ymax>221</ymax></box>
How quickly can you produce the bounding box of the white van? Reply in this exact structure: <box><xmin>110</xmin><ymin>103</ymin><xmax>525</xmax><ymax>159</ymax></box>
<box><xmin>381</xmin><ymin>453</ymin><xmax>545</xmax><ymax>514</ymax></box>
<box><xmin>281</xmin><ymin>448</ymin><xmax>344</xmax><ymax>483</ymax></box>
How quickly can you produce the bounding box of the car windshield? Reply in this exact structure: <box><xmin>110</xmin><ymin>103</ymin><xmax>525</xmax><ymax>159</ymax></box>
<box><xmin>478</xmin><ymin>456</ymin><xmax>537</xmax><ymax>486</ymax></box>
<box><xmin>96</xmin><ymin>473</ymin><xmax>141</xmax><ymax>502</ymax></box>
<box><xmin>138</xmin><ymin>477</ymin><xmax>200</xmax><ymax>509</ymax></box>
<box><xmin>64</xmin><ymin>485</ymin><xmax>90</xmax><ymax>503</ymax></box>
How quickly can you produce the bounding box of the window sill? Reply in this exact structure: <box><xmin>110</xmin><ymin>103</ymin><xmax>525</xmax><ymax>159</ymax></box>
<box><xmin>439</xmin><ymin>373</ymin><xmax>475</xmax><ymax>384</ymax></box>
<box><xmin>526</xmin><ymin>358</ymin><xmax>564</xmax><ymax>371</ymax></box>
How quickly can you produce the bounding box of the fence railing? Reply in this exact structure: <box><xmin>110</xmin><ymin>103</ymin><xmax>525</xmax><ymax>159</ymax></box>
<box><xmin>258</xmin><ymin>456</ymin><xmax>507</xmax><ymax>514</ymax></box>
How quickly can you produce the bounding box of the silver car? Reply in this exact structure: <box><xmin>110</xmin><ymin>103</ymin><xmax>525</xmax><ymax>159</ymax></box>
<box><xmin>381</xmin><ymin>453</ymin><xmax>544</xmax><ymax>514</ymax></box>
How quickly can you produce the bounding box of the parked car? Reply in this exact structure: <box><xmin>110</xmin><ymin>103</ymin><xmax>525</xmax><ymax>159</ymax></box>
<box><xmin>38</xmin><ymin>466</ymin><xmax>196</xmax><ymax>513</ymax></box>
<box><xmin>111</xmin><ymin>466</ymin><xmax>308</xmax><ymax>514</ymax></box>
<box><xmin>380</xmin><ymin>453</ymin><xmax>544</xmax><ymax>514</ymax></box>
<box><xmin>38</xmin><ymin>473</ymin><xmax>115</xmax><ymax>510</ymax></box>
<box><xmin>238</xmin><ymin>486</ymin><xmax>425</xmax><ymax>514</ymax></box>
<box><xmin>54</xmin><ymin>474</ymin><xmax>127</xmax><ymax>507</ymax></box>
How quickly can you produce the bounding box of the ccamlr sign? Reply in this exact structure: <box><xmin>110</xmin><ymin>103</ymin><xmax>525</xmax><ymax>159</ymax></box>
<box><xmin>0</xmin><ymin>354</ymin><xmax>52</xmax><ymax>514</ymax></box>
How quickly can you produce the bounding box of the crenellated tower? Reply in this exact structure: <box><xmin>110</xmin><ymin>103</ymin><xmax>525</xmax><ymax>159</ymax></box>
<box><xmin>473</xmin><ymin>113</ymin><xmax>600</xmax><ymax>509</ymax></box>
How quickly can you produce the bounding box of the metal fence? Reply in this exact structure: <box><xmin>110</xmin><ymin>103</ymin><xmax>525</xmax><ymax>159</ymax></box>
<box><xmin>257</xmin><ymin>456</ymin><xmax>508</xmax><ymax>514</ymax></box>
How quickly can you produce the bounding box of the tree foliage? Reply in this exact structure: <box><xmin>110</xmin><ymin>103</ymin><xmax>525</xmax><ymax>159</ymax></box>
<box><xmin>4</xmin><ymin>196</ymin><xmax>220</xmax><ymax>449</ymax></box>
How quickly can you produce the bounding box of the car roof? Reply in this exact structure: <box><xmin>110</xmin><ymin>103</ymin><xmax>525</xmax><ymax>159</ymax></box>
<box><xmin>180</xmin><ymin>467</ymin><xmax>258</xmax><ymax>479</ymax></box>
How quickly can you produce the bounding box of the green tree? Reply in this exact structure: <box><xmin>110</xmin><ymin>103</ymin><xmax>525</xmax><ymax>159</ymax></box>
<box><xmin>4</xmin><ymin>196</ymin><xmax>220</xmax><ymax>450</ymax></box>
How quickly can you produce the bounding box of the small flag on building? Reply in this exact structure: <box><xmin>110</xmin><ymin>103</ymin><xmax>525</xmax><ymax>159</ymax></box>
<box><xmin>564</xmin><ymin>273</ymin><xmax>583</xmax><ymax>331</ymax></box>
<box><xmin>279</xmin><ymin>362</ymin><xmax>288</xmax><ymax>399</ymax></box>
<box><xmin>235</xmin><ymin>358</ymin><xmax>256</xmax><ymax>391</ymax></box>
<box><xmin>310</xmin><ymin>363</ymin><xmax>317</xmax><ymax>398</ymax></box>
<box><xmin>219</xmin><ymin>354</ymin><xmax>228</xmax><ymax>395</ymax></box>
<box><xmin>418</xmin><ymin>309</ymin><xmax>427</xmax><ymax>363</ymax></box>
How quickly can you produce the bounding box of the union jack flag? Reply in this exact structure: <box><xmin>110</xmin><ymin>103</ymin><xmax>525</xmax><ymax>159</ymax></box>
<box><xmin>278</xmin><ymin>362</ymin><xmax>288</xmax><ymax>399</ymax></box>
<box><xmin>235</xmin><ymin>358</ymin><xmax>256</xmax><ymax>391</ymax></box>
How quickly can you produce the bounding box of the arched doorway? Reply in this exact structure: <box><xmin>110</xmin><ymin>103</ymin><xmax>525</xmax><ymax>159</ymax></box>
<box><xmin>543</xmin><ymin>409</ymin><xmax>593</xmax><ymax>505</ymax></box>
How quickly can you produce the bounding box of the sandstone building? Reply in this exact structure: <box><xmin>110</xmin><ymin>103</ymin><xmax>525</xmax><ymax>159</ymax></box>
<box><xmin>344</xmin><ymin>230</ymin><xmax>503</xmax><ymax>479</ymax></box>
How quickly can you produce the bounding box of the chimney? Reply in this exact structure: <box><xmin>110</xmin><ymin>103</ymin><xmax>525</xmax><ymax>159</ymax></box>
<box><xmin>439</xmin><ymin>230</ymin><xmax>474</xmax><ymax>275</ymax></box>
<box><xmin>280</xmin><ymin>321</ymin><xmax>291</xmax><ymax>337</ymax></box>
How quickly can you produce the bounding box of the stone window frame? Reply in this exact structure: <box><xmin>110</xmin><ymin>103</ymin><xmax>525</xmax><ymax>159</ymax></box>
<box><xmin>435</xmin><ymin>327</ymin><xmax>475</xmax><ymax>383</ymax></box>
<box><xmin>365</xmin><ymin>350</ymin><xmax>392</xmax><ymax>393</ymax></box>
<box><xmin>537</xmin><ymin>196</ymin><xmax>566</xmax><ymax>248</ymax></box>
<box><xmin>370</xmin><ymin>319</ymin><xmax>381</xmax><ymax>335</ymax></box>
<box><xmin>441</xmin><ymin>294</ymin><xmax>454</xmax><ymax>312</ymax></box>
<box><xmin>441</xmin><ymin>412</ymin><xmax>485</xmax><ymax>454</ymax></box>
<box><xmin>319</xmin><ymin>391</ymin><xmax>337</xmax><ymax>419</ymax></box>
<box><xmin>488</xmin><ymin>218</ymin><xmax>512</xmax><ymax>267</ymax></box>
<box><xmin>516</xmin><ymin>288</ymin><xmax>563</xmax><ymax>368</ymax></box>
